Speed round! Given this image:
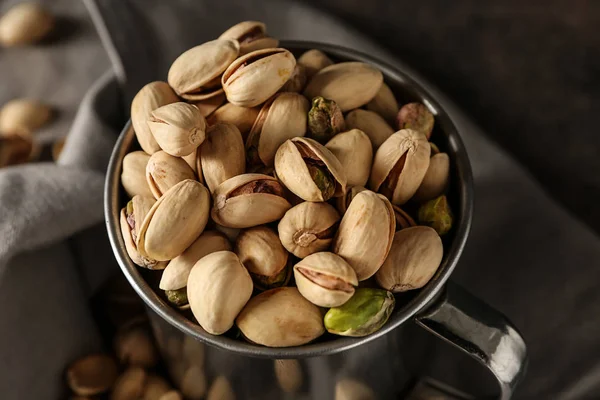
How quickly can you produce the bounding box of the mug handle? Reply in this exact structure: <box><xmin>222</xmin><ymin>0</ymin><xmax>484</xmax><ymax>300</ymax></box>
<box><xmin>415</xmin><ymin>281</ymin><xmax>528</xmax><ymax>400</ymax></box>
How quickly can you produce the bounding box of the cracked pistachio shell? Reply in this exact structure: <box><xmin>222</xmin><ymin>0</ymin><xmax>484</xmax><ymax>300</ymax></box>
<box><xmin>211</xmin><ymin>173</ymin><xmax>292</xmax><ymax>228</ymax></box>
<box><xmin>66</xmin><ymin>354</ymin><xmax>119</xmax><ymax>396</ymax></box>
<box><xmin>200</xmin><ymin>122</ymin><xmax>245</xmax><ymax>193</ymax></box>
<box><xmin>366</xmin><ymin>83</ymin><xmax>399</xmax><ymax>124</ymax></box>
<box><xmin>0</xmin><ymin>3</ymin><xmax>54</xmax><ymax>47</ymax></box>
<box><xmin>218</xmin><ymin>20</ymin><xmax>278</xmax><ymax>56</ymax></box>
<box><xmin>222</xmin><ymin>48</ymin><xmax>296</xmax><ymax>107</ymax></box>
<box><xmin>191</xmin><ymin>92</ymin><xmax>226</xmax><ymax>117</ymax></box>
<box><xmin>246</xmin><ymin>92</ymin><xmax>309</xmax><ymax>167</ymax></box>
<box><xmin>168</xmin><ymin>39</ymin><xmax>240</xmax><ymax>101</ymax></box>
<box><xmin>137</xmin><ymin>180</ymin><xmax>210</xmax><ymax>261</ymax></box>
<box><xmin>0</xmin><ymin>99</ymin><xmax>52</xmax><ymax>134</ymax></box>
<box><xmin>235</xmin><ymin>226</ymin><xmax>290</xmax><ymax>291</ymax></box>
<box><xmin>396</xmin><ymin>102</ymin><xmax>435</xmax><ymax>139</ymax></box>
<box><xmin>146</xmin><ymin>151</ymin><xmax>196</xmax><ymax>199</ymax></box>
<box><xmin>148</xmin><ymin>102</ymin><xmax>207</xmax><ymax>157</ymax></box>
<box><xmin>280</xmin><ymin>64</ymin><xmax>308</xmax><ymax>93</ymax></box>
<box><xmin>120</xmin><ymin>195</ymin><xmax>166</xmax><ymax>270</ymax></box>
<box><xmin>121</xmin><ymin>151</ymin><xmax>153</xmax><ymax>198</ymax></box>
<box><xmin>294</xmin><ymin>252</ymin><xmax>358</xmax><ymax>307</ymax></box>
<box><xmin>392</xmin><ymin>205</ymin><xmax>416</xmax><ymax>230</ymax></box>
<box><xmin>345</xmin><ymin>109</ymin><xmax>394</xmax><ymax>150</ymax></box>
<box><xmin>413</xmin><ymin>152</ymin><xmax>450</xmax><ymax>202</ymax></box>
<box><xmin>304</xmin><ymin>62</ymin><xmax>383</xmax><ymax>112</ymax></box>
<box><xmin>236</xmin><ymin>287</ymin><xmax>325</xmax><ymax>347</ymax></box>
<box><xmin>417</xmin><ymin>195</ymin><xmax>453</xmax><ymax>236</ymax></box>
<box><xmin>334</xmin><ymin>185</ymin><xmax>367</xmax><ymax>216</ymax></box>
<box><xmin>297</xmin><ymin>49</ymin><xmax>334</xmax><ymax>79</ymax></box>
<box><xmin>160</xmin><ymin>231</ymin><xmax>231</xmax><ymax>291</ymax></box>
<box><xmin>375</xmin><ymin>226</ymin><xmax>443</xmax><ymax>292</ymax></box>
<box><xmin>274</xmin><ymin>137</ymin><xmax>347</xmax><ymax>202</ymax></box>
<box><xmin>325</xmin><ymin>129</ymin><xmax>373</xmax><ymax>187</ymax></box>
<box><xmin>369</xmin><ymin>129</ymin><xmax>431</xmax><ymax>205</ymax></box>
<box><xmin>207</xmin><ymin>103</ymin><xmax>260</xmax><ymax>141</ymax></box>
<box><xmin>207</xmin><ymin>376</ymin><xmax>235</xmax><ymax>400</ymax></box>
<box><xmin>131</xmin><ymin>82</ymin><xmax>180</xmax><ymax>154</ymax></box>
<box><xmin>187</xmin><ymin>251</ymin><xmax>253</xmax><ymax>335</ymax></box>
<box><xmin>278</xmin><ymin>201</ymin><xmax>340</xmax><ymax>258</ymax></box>
<box><xmin>335</xmin><ymin>379</ymin><xmax>376</xmax><ymax>400</ymax></box>
<box><xmin>332</xmin><ymin>190</ymin><xmax>395</xmax><ymax>280</ymax></box>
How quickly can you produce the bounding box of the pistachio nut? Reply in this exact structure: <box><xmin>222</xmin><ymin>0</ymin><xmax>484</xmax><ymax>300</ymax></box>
<box><xmin>235</xmin><ymin>226</ymin><xmax>291</xmax><ymax>290</ymax></box>
<box><xmin>275</xmin><ymin>137</ymin><xmax>347</xmax><ymax>201</ymax></box>
<box><xmin>160</xmin><ymin>231</ymin><xmax>231</xmax><ymax>291</ymax></box>
<box><xmin>168</xmin><ymin>39</ymin><xmax>240</xmax><ymax>101</ymax></box>
<box><xmin>392</xmin><ymin>205</ymin><xmax>416</xmax><ymax>230</ymax></box>
<box><xmin>187</xmin><ymin>251</ymin><xmax>253</xmax><ymax>334</ymax></box>
<box><xmin>211</xmin><ymin>173</ymin><xmax>292</xmax><ymax>228</ymax></box>
<box><xmin>52</xmin><ymin>137</ymin><xmax>65</xmax><ymax>161</ymax></box>
<box><xmin>207</xmin><ymin>376</ymin><xmax>235</xmax><ymax>400</ymax></box>
<box><xmin>131</xmin><ymin>81</ymin><xmax>180</xmax><ymax>154</ymax></box>
<box><xmin>375</xmin><ymin>226</ymin><xmax>443</xmax><ymax>292</ymax></box>
<box><xmin>307</xmin><ymin>96</ymin><xmax>345</xmax><ymax>143</ymax></box>
<box><xmin>417</xmin><ymin>195</ymin><xmax>453</xmax><ymax>236</ymax></box>
<box><xmin>160</xmin><ymin>391</ymin><xmax>183</xmax><ymax>400</ymax></box>
<box><xmin>366</xmin><ymin>83</ymin><xmax>399</xmax><ymax>124</ymax></box>
<box><xmin>121</xmin><ymin>151</ymin><xmax>153</xmax><ymax>198</ymax></box>
<box><xmin>0</xmin><ymin>134</ymin><xmax>34</xmax><ymax>167</ymax></box>
<box><xmin>294</xmin><ymin>252</ymin><xmax>358</xmax><ymax>307</ymax></box>
<box><xmin>180</xmin><ymin>365</ymin><xmax>207</xmax><ymax>400</ymax></box>
<box><xmin>324</xmin><ymin>288</ymin><xmax>395</xmax><ymax>337</ymax></box>
<box><xmin>280</xmin><ymin>64</ymin><xmax>308</xmax><ymax>93</ymax></box>
<box><xmin>369</xmin><ymin>129</ymin><xmax>431</xmax><ymax>205</ymax></box>
<box><xmin>396</xmin><ymin>102</ymin><xmax>435</xmax><ymax>139</ymax></box>
<box><xmin>278</xmin><ymin>201</ymin><xmax>340</xmax><ymax>258</ymax></box>
<box><xmin>200</xmin><ymin>122</ymin><xmax>245</xmax><ymax>193</ymax></box>
<box><xmin>207</xmin><ymin>103</ymin><xmax>260</xmax><ymax>141</ymax></box>
<box><xmin>335</xmin><ymin>379</ymin><xmax>376</xmax><ymax>400</ymax></box>
<box><xmin>332</xmin><ymin>190</ymin><xmax>395</xmax><ymax>280</ymax></box>
<box><xmin>325</xmin><ymin>129</ymin><xmax>373</xmax><ymax>187</ymax></box>
<box><xmin>0</xmin><ymin>3</ymin><xmax>54</xmax><ymax>47</ymax></box>
<box><xmin>114</xmin><ymin>327</ymin><xmax>158</xmax><ymax>368</ymax></box>
<box><xmin>111</xmin><ymin>367</ymin><xmax>147</xmax><ymax>400</ymax></box>
<box><xmin>0</xmin><ymin>99</ymin><xmax>52</xmax><ymax>135</ymax></box>
<box><xmin>345</xmin><ymin>109</ymin><xmax>394</xmax><ymax>150</ymax></box>
<box><xmin>191</xmin><ymin>92</ymin><xmax>226</xmax><ymax>117</ymax></box>
<box><xmin>182</xmin><ymin>148</ymin><xmax>202</xmax><ymax>182</ymax></box>
<box><xmin>246</xmin><ymin>92</ymin><xmax>309</xmax><ymax>167</ymax></box>
<box><xmin>236</xmin><ymin>287</ymin><xmax>325</xmax><ymax>347</ymax></box>
<box><xmin>142</xmin><ymin>374</ymin><xmax>171</xmax><ymax>400</ymax></box>
<box><xmin>165</xmin><ymin>287</ymin><xmax>189</xmax><ymax>307</ymax></box>
<box><xmin>297</xmin><ymin>49</ymin><xmax>334</xmax><ymax>79</ymax></box>
<box><xmin>222</xmin><ymin>48</ymin><xmax>296</xmax><ymax>107</ymax></box>
<box><xmin>413</xmin><ymin>152</ymin><xmax>450</xmax><ymax>202</ymax></box>
<box><xmin>334</xmin><ymin>185</ymin><xmax>367</xmax><ymax>216</ymax></box>
<box><xmin>137</xmin><ymin>180</ymin><xmax>210</xmax><ymax>261</ymax></box>
<box><xmin>304</xmin><ymin>62</ymin><xmax>383</xmax><ymax>112</ymax></box>
<box><xmin>66</xmin><ymin>354</ymin><xmax>119</xmax><ymax>396</ymax></box>
<box><xmin>146</xmin><ymin>151</ymin><xmax>196</xmax><ymax>199</ymax></box>
<box><xmin>218</xmin><ymin>20</ymin><xmax>279</xmax><ymax>55</ymax></box>
<box><xmin>120</xmin><ymin>195</ymin><xmax>166</xmax><ymax>269</ymax></box>
<box><xmin>274</xmin><ymin>359</ymin><xmax>303</xmax><ymax>393</ymax></box>
<box><xmin>147</xmin><ymin>102</ymin><xmax>206</xmax><ymax>157</ymax></box>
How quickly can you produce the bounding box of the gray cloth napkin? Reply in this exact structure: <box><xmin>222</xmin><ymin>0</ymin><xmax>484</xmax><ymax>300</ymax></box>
<box><xmin>1</xmin><ymin>0</ymin><xmax>599</xmax><ymax>398</ymax></box>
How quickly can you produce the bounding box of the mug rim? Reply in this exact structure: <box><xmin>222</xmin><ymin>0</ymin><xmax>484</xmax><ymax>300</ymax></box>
<box><xmin>104</xmin><ymin>40</ymin><xmax>474</xmax><ymax>358</ymax></box>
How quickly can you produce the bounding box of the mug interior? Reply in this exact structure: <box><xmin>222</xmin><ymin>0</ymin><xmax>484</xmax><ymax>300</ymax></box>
<box><xmin>104</xmin><ymin>41</ymin><xmax>474</xmax><ymax>359</ymax></box>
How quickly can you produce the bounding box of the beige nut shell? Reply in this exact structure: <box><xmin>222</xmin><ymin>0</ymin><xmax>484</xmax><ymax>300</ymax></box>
<box><xmin>325</xmin><ymin>129</ymin><xmax>373</xmax><ymax>187</ymax></box>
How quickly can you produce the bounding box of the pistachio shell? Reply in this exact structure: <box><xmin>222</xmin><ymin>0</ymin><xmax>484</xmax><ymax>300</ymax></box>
<box><xmin>332</xmin><ymin>190</ymin><xmax>395</xmax><ymax>280</ymax></box>
<box><xmin>148</xmin><ymin>102</ymin><xmax>206</xmax><ymax>157</ymax></box>
<box><xmin>246</xmin><ymin>92</ymin><xmax>309</xmax><ymax>167</ymax></box>
<box><xmin>182</xmin><ymin>148</ymin><xmax>203</xmax><ymax>182</ymax></box>
<box><xmin>215</xmin><ymin>224</ymin><xmax>241</xmax><ymax>243</ymax></box>
<box><xmin>278</xmin><ymin>201</ymin><xmax>340</xmax><ymax>258</ymax></box>
<box><xmin>274</xmin><ymin>137</ymin><xmax>347</xmax><ymax>201</ymax></box>
<box><xmin>335</xmin><ymin>379</ymin><xmax>376</xmax><ymax>400</ymax></box>
<box><xmin>0</xmin><ymin>99</ymin><xmax>52</xmax><ymax>134</ymax></box>
<box><xmin>304</xmin><ymin>62</ymin><xmax>383</xmax><ymax>112</ymax></box>
<box><xmin>366</xmin><ymin>83</ymin><xmax>399</xmax><ymax>124</ymax></box>
<box><xmin>168</xmin><ymin>39</ymin><xmax>240</xmax><ymax>101</ymax></box>
<box><xmin>0</xmin><ymin>134</ymin><xmax>34</xmax><ymax>167</ymax></box>
<box><xmin>159</xmin><ymin>231</ymin><xmax>231</xmax><ymax>291</ymax></box>
<box><xmin>297</xmin><ymin>49</ymin><xmax>334</xmax><ymax>79</ymax></box>
<box><xmin>159</xmin><ymin>391</ymin><xmax>183</xmax><ymax>400</ymax></box>
<box><xmin>66</xmin><ymin>354</ymin><xmax>119</xmax><ymax>396</ymax></box>
<box><xmin>413</xmin><ymin>152</ymin><xmax>450</xmax><ymax>202</ymax></box>
<box><xmin>191</xmin><ymin>93</ymin><xmax>226</xmax><ymax>117</ymax></box>
<box><xmin>294</xmin><ymin>252</ymin><xmax>358</xmax><ymax>307</ymax></box>
<box><xmin>180</xmin><ymin>365</ymin><xmax>206</xmax><ymax>400</ymax></box>
<box><xmin>334</xmin><ymin>186</ymin><xmax>367</xmax><ymax>216</ymax></box>
<box><xmin>0</xmin><ymin>3</ymin><xmax>54</xmax><ymax>47</ymax></box>
<box><xmin>280</xmin><ymin>64</ymin><xmax>308</xmax><ymax>93</ymax></box>
<box><xmin>274</xmin><ymin>359</ymin><xmax>303</xmax><ymax>393</ymax></box>
<box><xmin>142</xmin><ymin>374</ymin><xmax>171</xmax><ymax>400</ymax></box>
<box><xmin>137</xmin><ymin>180</ymin><xmax>210</xmax><ymax>261</ymax></box>
<box><xmin>345</xmin><ymin>109</ymin><xmax>394</xmax><ymax>150</ymax></box>
<box><xmin>396</xmin><ymin>102</ymin><xmax>435</xmax><ymax>139</ymax></box>
<box><xmin>200</xmin><ymin>122</ymin><xmax>245</xmax><ymax>193</ymax></box>
<box><xmin>146</xmin><ymin>151</ymin><xmax>196</xmax><ymax>199</ymax></box>
<box><xmin>325</xmin><ymin>129</ymin><xmax>373</xmax><ymax>187</ymax></box>
<box><xmin>392</xmin><ymin>205</ymin><xmax>416</xmax><ymax>230</ymax></box>
<box><xmin>375</xmin><ymin>226</ymin><xmax>443</xmax><ymax>292</ymax></box>
<box><xmin>236</xmin><ymin>287</ymin><xmax>325</xmax><ymax>347</ymax></box>
<box><xmin>222</xmin><ymin>48</ymin><xmax>296</xmax><ymax>107</ymax></box>
<box><xmin>211</xmin><ymin>174</ymin><xmax>292</xmax><ymax>228</ymax></box>
<box><xmin>218</xmin><ymin>20</ymin><xmax>278</xmax><ymax>55</ymax></box>
<box><xmin>369</xmin><ymin>129</ymin><xmax>431</xmax><ymax>205</ymax></box>
<box><xmin>187</xmin><ymin>251</ymin><xmax>253</xmax><ymax>335</ymax></box>
<box><xmin>121</xmin><ymin>151</ymin><xmax>153</xmax><ymax>198</ymax></box>
<box><xmin>114</xmin><ymin>326</ymin><xmax>159</xmax><ymax>368</ymax></box>
<box><xmin>110</xmin><ymin>367</ymin><xmax>147</xmax><ymax>400</ymax></box>
<box><xmin>207</xmin><ymin>376</ymin><xmax>235</xmax><ymax>400</ymax></box>
<box><xmin>207</xmin><ymin>103</ymin><xmax>260</xmax><ymax>141</ymax></box>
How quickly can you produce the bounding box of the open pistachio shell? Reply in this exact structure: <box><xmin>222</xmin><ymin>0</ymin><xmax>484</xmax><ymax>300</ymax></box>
<box><xmin>200</xmin><ymin>122</ymin><xmax>246</xmax><ymax>193</ymax></box>
<box><xmin>297</xmin><ymin>49</ymin><xmax>334</xmax><ymax>79</ymax></box>
<box><xmin>369</xmin><ymin>129</ymin><xmax>431</xmax><ymax>205</ymax></box>
<box><xmin>304</xmin><ymin>62</ymin><xmax>383</xmax><ymax>112</ymax></box>
<box><xmin>187</xmin><ymin>251</ymin><xmax>253</xmax><ymax>335</ymax></box>
<box><xmin>274</xmin><ymin>137</ymin><xmax>347</xmax><ymax>202</ymax></box>
<box><xmin>413</xmin><ymin>152</ymin><xmax>450</xmax><ymax>202</ymax></box>
<box><xmin>148</xmin><ymin>102</ymin><xmax>207</xmax><ymax>157</ymax></box>
<box><xmin>222</xmin><ymin>48</ymin><xmax>296</xmax><ymax>107</ymax></box>
<box><xmin>332</xmin><ymin>190</ymin><xmax>395</xmax><ymax>280</ymax></box>
<box><xmin>366</xmin><ymin>83</ymin><xmax>399</xmax><ymax>124</ymax></box>
<box><xmin>146</xmin><ymin>151</ymin><xmax>196</xmax><ymax>199</ymax></box>
<box><xmin>211</xmin><ymin>173</ymin><xmax>292</xmax><ymax>228</ymax></box>
<box><xmin>137</xmin><ymin>180</ymin><xmax>210</xmax><ymax>261</ymax></box>
<box><xmin>121</xmin><ymin>151</ymin><xmax>153</xmax><ymax>198</ymax></box>
<box><xmin>236</xmin><ymin>287</ymin><xmax>325</xmax><ymax>347</ymax></box>
<box><xmin>375</xmin><ymin>226</ymin><xmax>443</xmax><ymax>292</ymax></box>
<box><xmin>246</xmin><ymin>92</ymin><xmax>309</xmax><ymax>167</ymax></box>
<box><xmin>218</xmin><ymin>21</ymin><xmax>279</xmax><ymax>55</ymax></box>
<box><xmin>280</xmin><ymin>64</ymin><xmax>308</xmax><ymax>93</ymax></box>
<box><xmin>345</xmin><ymin>109</ymin><xmax>394</xmax><ymax>150</ymax></box>
<box><xmin>207</xmin><ymin>103</ymin><xmax>260</xmax><ymax>141</ymax></box>
<box><xmin>325</xmin><ymin>129</ymin><xmax>373</xmax><ymax>187</ymax></box>
<box><xmin>392</xmin><ymin>205</ymin><xmax>416</xmax><ymax>230</ymax></box>
<box><xmin>334</xmin><ymin>185</ymin><xmax>367</xmax><ymax>216</ymax></box>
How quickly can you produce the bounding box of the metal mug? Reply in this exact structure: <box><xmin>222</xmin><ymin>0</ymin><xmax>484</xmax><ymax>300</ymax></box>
<box><xmin>105</xmin><ymin>41</ymin><xmax>527</xmax><ymax>399</ymax></box>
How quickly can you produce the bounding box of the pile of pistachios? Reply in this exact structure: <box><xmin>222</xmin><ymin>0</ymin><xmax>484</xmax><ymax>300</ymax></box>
<box><xmin>120</xmin><ymin>20</ymin><xmax>454</xmax><ymax>348</ymax></box>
